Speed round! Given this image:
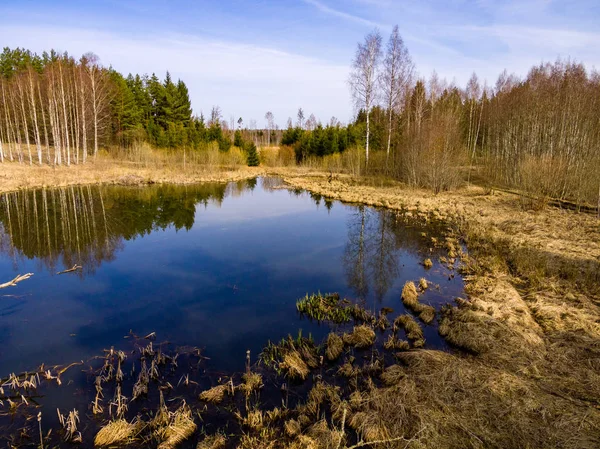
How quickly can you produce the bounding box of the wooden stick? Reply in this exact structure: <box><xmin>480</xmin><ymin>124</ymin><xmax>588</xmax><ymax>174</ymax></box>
<box><xmin>0</xmin><ymin>273</ymin><xmax>34</xmax><ymax>289</ymax></box>
<box><xmin>57</xmin><ymin>264</ymin><xmax>82</xmax><ymax>275</ymax></box>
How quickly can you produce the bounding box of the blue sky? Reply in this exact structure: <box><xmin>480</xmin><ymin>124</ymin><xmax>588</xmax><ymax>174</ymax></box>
<box><xmin>0</xmin><ymin>0</ymin><xmax>598</xmax><ymax>127</ymax></box>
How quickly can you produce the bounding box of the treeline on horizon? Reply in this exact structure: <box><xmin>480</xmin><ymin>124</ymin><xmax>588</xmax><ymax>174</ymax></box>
<box><xmin>0</xmin><ymin>42</ymin><xmax>599</xmax><ymax>206</ymax></box>
<box><xmin>279</xmin><ymin>26</ymin><xmax>599</xmax><ymax>206</ymax></box>
<box><xmin>0</xmin><ymin>47</ymin><xmax>262</xmax><ymax>165</ymax></box>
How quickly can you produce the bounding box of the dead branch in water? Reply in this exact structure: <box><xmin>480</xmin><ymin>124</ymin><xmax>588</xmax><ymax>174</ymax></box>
<box><xmin>57</xmin><ymin>265</ymin><xmax>82</xmax><ymax>275</ymax></box>
<box><xmin>0</xmin><ymin>273</ymin><xmax>34</xmax><ymax>289</ymax></box>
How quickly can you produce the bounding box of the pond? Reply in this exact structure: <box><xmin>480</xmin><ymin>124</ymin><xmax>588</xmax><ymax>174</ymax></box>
<box><xmin>0</xmin><ymin>177</ymin><xmax>464</xmax><ymax>446</ymax></box>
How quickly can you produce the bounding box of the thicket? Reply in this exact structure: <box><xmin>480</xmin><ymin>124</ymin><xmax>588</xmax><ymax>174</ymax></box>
<box><xmin>282</xmin><ymin>57</ymin><xmax>600</xmax><ymax>205</ymax></box>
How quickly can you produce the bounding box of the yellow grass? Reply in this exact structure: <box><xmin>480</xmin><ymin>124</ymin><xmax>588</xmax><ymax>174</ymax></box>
<box><xmin>0</xmin><ymin>156</ymin><xmax>263</xmax><ymax>194</ymax></box>
<box><xmin>94</xmin><ymin>419</ymin><xmax>140</xmax><ymax>447</ymax></box>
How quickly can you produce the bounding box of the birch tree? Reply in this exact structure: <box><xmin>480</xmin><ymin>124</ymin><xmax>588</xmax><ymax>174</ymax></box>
<box><xmin>264</xmin><ymin>111</ymin><xmax>274</xmax><ymax>146</ymax></box>
<box><xmin>380</xmin><ymin>25</ymin><xmax>413</xmax><ymax>162</ymax></box>
<box><xmin>349</xmin><ymin>29</ymin><xmax>382</xmax><ymax>165</ymax></box>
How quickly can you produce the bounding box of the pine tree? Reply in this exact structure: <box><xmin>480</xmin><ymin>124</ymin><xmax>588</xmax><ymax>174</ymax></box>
<box><xmin>173</xmin><ymin>80</ymin><xmax>192</xmax><ymax>125</ymax></box>
<box><xmin>246</xmin><ymin>141</ymin><xmax>259</xmax><ymax>166</ymax></box>
<box><xmin>234</xmin><ymin>129</ymin><xmax>244</xmax><ymax>147</ymax></box>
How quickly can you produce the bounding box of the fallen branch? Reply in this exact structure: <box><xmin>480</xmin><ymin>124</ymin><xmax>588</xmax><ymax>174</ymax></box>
<box><xmin>57</xmin><ymin>265</ymin><xmax>82</xmax><ymax>275</ymax></box>
<box><xmin>0</xmin><ymin>273</ymin><xmax>34</xmax><ymax>289</ymax></box>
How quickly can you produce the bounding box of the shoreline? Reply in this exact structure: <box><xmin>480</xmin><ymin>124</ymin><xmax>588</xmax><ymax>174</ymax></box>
<box><xmin>1</xmin><ymin>160</ymin><xmax>599</xmax><ymax>447</ymax></box>
<box><xmin>0</xmin><ymin>159</ymin><xmax>266</xmax><ymax>194</ymax></box>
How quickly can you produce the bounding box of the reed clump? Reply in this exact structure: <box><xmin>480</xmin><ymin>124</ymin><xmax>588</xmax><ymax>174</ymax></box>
<box><xmin>240</xmin><ymin>372</ymin><xmax>263</xmax><ymax>398</ymax></box>
<box><xmin>296</xmin><ymin>292</ymin><xmax>351</xmax><ymax>323</ymax></box>
<box><xmin>325</xmin><ymin>332</ymin><xmax>344</xmax><ymax>361</ymax></box>
<box><xmin>393</xmin><ymin>315</ymin><xmax>425</xmax><ymax>348</ymax></box>
<box><xmin>154</xmin><ymin>401</ymin><xmax>196</xmax><ymax>449</ymax></box>
<box><xmin>196</xmin><ymin>434</ymin><xmax>227</xmax><ymax>449</ymax></box>
<box><xmin>383</xmin><ymin>334</ymin><xmax>410</xmax><ymax>351</ymax></box>
<box><xmin>401</xmin><ymin>281</ymin><xmax>436</xmax><ymax>324</ymax></box>
<box><xmin>260</xmin><ymin>332</ymin><xmax>319</xmax><ymax>380</ymax></box>
<box><xmin>281</xmin><ymin>351</ymin><xmax>310</xmax><ymax>381</ymax></box>
<box><xmin>342</xmin><ymin>325</ymin><xmax>376</xmax><ymax>348</ymax></box>
<box><xmin>199</xmin><ymin>384</ymin><xmax>230</xmax><ymax>404</ymax></box>
<box><xmin>94</xmin><ymin>418</ymin><xmax>141</xmax><ymax>447</ymax></box>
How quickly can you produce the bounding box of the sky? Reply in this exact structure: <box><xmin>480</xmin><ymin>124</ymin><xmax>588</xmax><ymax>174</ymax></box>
<box><xmin>0</xmin><ymin>0</ymin><xmax>598</xmax><ymax>127</ymax></box>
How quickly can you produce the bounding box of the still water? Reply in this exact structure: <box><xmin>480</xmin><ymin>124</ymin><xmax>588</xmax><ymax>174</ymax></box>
<box><xmin>0</xmin><ymin>177</ymin><xmax>463</xmax><ymax>376</ymax></box>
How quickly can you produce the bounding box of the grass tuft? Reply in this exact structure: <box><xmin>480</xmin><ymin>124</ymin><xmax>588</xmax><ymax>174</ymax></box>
<box><xmin>296</xmin><ymin>292</ymin><xmax>351</xmax><ymax>323</ymax></box>
<box><xmin>94</xmin><ymin>419</ymin><xmax>141</xmax><ymax>447</ymax></box>
<box><xmin>325</xmin><ymin>332</ymin><xmax>344</xmax><ymax>361</ymax></box>
<box><xmin>199</xmin><ymin>384</ymin><xmax>230</xmax><ymax>404</ymax></box>
<box><xmin>342</xmin><ymin>325</ymin><xmax>376</xmax><ymax>348</ymax></box>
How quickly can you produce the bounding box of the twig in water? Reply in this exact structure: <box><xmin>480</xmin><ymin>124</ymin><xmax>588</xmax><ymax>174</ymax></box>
<box><xmin>0</xmin><ymin>273</ymin><xmax>34</xmax><ymax>289</ymax></box>
<box><xmin>56</xmin><ymin>265</ymin><xmax>82</xmax><ymax>275</ymax></box>
<box><xmin>38</xmin><ymin>412</ymin><xmax>43</xmax><ymax>449</ymax></box>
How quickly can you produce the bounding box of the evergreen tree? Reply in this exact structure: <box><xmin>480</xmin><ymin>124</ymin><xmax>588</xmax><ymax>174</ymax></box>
<box><xmin>246</xmin><ymin>141</ymin><xmax>260</xmax><ymax>166</ymax></box>
<box><xmin>234</xmin><ymin>129</ymin><xmax>244</xmax><ymax>147</ymax></box>
<box><xmin>174</xmin><ymin>79</ymin><xmax>192</xmax><ymax>125</ymax></box>
<box><xmin>110</xmin><ymin>70</ymin><xmax>142</xmax><ymax>141</ymax></box>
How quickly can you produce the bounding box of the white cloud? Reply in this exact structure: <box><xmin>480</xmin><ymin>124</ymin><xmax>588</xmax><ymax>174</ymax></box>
<box><xmin>303</xmin><ymin>0</ymin><xmax>388</xmax><ymax>29</ymax></box>
<box><xmin>0</xmin><ymin>24</ymin><xmax>353</xmax><ymax>126</ymax></box>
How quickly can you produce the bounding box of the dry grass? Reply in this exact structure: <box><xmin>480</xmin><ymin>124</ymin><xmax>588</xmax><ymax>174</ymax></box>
<box><xmin>281</xmin><ymin>351</ymin><xmax>310</xmax><ymax>381</ymax></box>
<box><xmin>393</xmin><ymin>315</ymin><xmax>425</xmax><ymax>348</ymax></box>
<box><xmin>342</xmin><ymin>325</ymin><xmax>376</xmax><ymax>349</ymax></box>
<box><xmin>196</xmin><ymin>434</ymin><xmax>227</xmax><ymax>449</ymax></box>
<box><xmin>0</xmin><ymin>156</ymin><xmax>263</xmax><ymax>194</ymax></box>
<box><xmin>325</xmin><ymin>332</ymin><xmax>344</xmax><ymax>361</ymax></box>
<box><xmin>401</xmin><ymin>281</ymin><xmax>436</xmax><ymax>324</ymax></box>
<box><xmin>383</xmin><ymin>334</ymin><xmax>410</xmax><ymax>352</ymax></box>
<box><xmin>154</xmin><ymin>402</ymin><xmax>197</xmax><ymax>449</ymax></box>
<box><xmin>199</xmin><ymin>384</ymin><xmax>230</xmax><ymax>404</ymax></box>
<box><xmin>240</xmin><ymin>372</ymin><xmax>263</xmax><ymax>398</ymax></box>
<box><xmin>94</xmin><ymin>419</ymin><xmax>141</xmax><ymax>447</ymax></box>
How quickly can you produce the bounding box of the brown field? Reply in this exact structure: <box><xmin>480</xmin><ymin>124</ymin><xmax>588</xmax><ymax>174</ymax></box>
<box><xmin>0</xmin><ymin>158</ymin><xmax>264</xmax><ymax>193</ymax></box>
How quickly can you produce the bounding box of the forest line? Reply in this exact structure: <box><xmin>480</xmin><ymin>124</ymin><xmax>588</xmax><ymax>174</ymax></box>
<box><xmin>0</xmin><ymin>41</ymin><xmax>599</xmax><ymax>207</ymax></box>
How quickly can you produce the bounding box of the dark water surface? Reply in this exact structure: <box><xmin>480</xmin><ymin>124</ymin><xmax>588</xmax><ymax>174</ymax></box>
<box><xmin>0</xmin><ymin>178</ymin><xmax>463</xmax><ymax>376</ymax></box>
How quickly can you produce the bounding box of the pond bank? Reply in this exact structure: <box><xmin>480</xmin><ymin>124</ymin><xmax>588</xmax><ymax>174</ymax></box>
<box><xmin>2</xmin><ymin>163</ymin><xmax>599</xmax><ymax>447</ymax></box>
<box><xmin>268</xmin><ymin>168</ymin><xmax>600</xmax><ymax>448</ymax></box>
<box><xmin>0</xmin><ymin>159</ymin><xmax>265</xmax><ymax>193</ymax></box>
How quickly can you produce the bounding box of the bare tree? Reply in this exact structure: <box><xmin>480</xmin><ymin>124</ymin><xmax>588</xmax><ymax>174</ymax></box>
<box><xmin>380</xmin><ymin>25</ymin><xmax>413</xmax><ymax>163</ymax></box>
<box><xmin>264</xmin><ymin>111</ymin><xmax>274</xmax><ymax>146</ymax></box>
<box><xmin>306</xmin><ymin>113</ymin><xmax>317</xmax><ymax>131</ymax></box>
<box><xmin>84</xmin><ymin>53</ymin><xmax>110</xmax><ymax>160</ymax></box>
<box><xmin>296</xmin><ymin>107</ymin><xmax>305</xmax><ymax>129</ymax></box>
<box><xmin>349</xmin><ymin>29</ymin><xmax>382</xmax><ymax>165</ymax></box>
<box><xmin>209</xmin><ymin>106</ymin><xmax>222</xmax><ymax>126</ymax></box>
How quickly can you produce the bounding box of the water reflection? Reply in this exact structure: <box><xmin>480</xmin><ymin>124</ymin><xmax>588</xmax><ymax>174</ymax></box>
<box><xmin>0</xmin><ymin>183</ymin><xmax>238</xmax><ymax>274</ymax></box>
<box><xmin>0</xmin><ymin>178</ymin><xmax>462</xmax><ymax>375</ymax></box>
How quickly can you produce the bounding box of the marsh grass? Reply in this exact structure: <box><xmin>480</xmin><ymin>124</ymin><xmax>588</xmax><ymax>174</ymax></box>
<box><xmin>199</xmin><ymin>384</ymin><xmax>230</xmax><ymax>404</ymax></box>
<box><xmin>342</xmin><ymin>325</ymin><xmax>376</xmax><ymax>349</ymax></box>
<box><xmin>94</xmin><ymin>418</ymin><xmax>142</xmax><ymax>447</ymax></box>
<box><xmin>260</xmin><ymin>332</ymin><xmax>319</xmax><ymax>381</ymax></box>
<box><xmin>153</xmin><ymin>401</ymin><xmax>196</xmax><ymax>449</ymax></box>
<box><xmin>393</xmin><ymin>315</ymin><xmax>425</xmax><ymax>348</ymax></box>
<box><xmin>325</xmin><ymin>333</ymin><xmax>344</xmax><ymax>361</ymax></box>
<box><xmin>296</xmin><ymin>293</ymin><xmax>352</xmax><ymax>323</ymax></box>
<box><xmin>196</xmin><ymin>433</ymin><xmax>227</xmax><ymax>449</ymax></box>
<box><xmin>401</xmin><ymin>281</ymin><xmax>436</xmax><ymax>324</ymax></box>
